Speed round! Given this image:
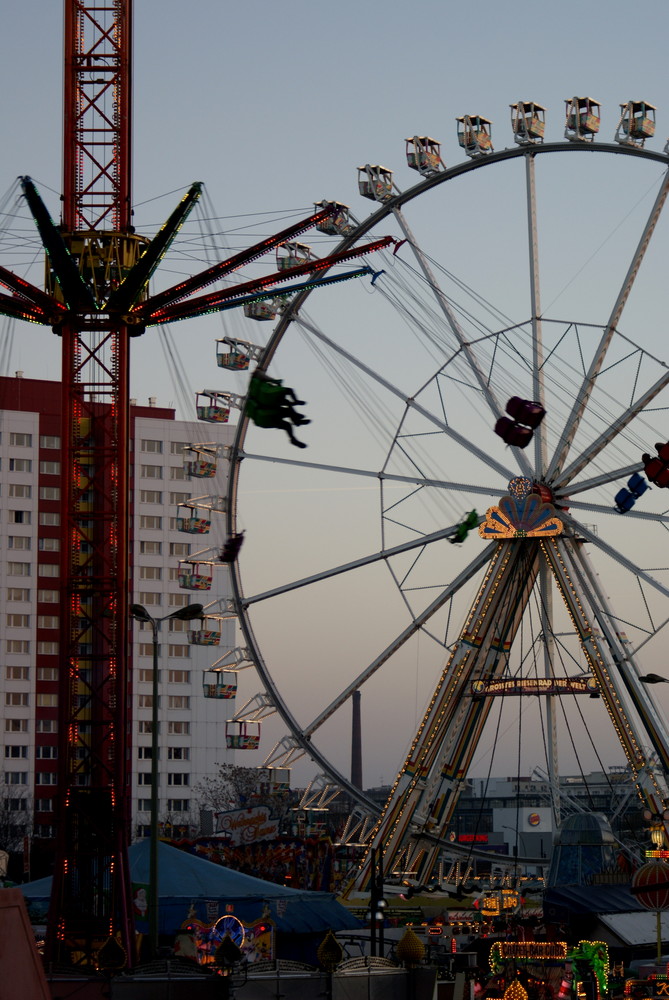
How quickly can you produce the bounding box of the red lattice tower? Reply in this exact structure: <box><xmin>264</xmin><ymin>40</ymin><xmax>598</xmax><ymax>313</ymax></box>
<box><xmin>49</xmin><ymin>0</ymin><xmax>138</xmax><ymax>968</ymax></box>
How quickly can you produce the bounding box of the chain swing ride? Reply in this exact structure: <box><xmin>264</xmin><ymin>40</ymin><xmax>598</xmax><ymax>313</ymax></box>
<box><xmin>0</xmin><ymin>0</ymin><xmax>390</xmax><ymax>967</ymax></box>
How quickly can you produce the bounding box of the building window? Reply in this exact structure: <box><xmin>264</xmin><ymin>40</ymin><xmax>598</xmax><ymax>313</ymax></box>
<box><xmin>138</xmin><ymin>669</ymin><xmax>158</xmax><ymax>683</ymax></box>
<box><xmin>167</xmin><ymin>721</ymin><xmax>190</xmax><ymax>735</ymax></box>
<box><xmin>138</xmin><ymin>592</ymin><xmax>161</xmax><ymax>606</ymax></box>
<box><xmin>170</xmin><ymin>542</ymin><xmax>190</xmax><ymax>557</ymax></box>
<box><xmin>7</xmin><ymin>614</ymin><xmax>30</xmax><ymax>628</ymax></box>
<box><xmin>167</xmin><ymin>645</ymin><xmax>190</xmax><ymax>659</ymax></box>
<box><xmin>8</xmin><ymin>485</ymin><xmax>31</xmax><ymax>498</ymax></box>
<box><xmin>39</xmin><ymin>512</ymin><xmax>60</xmax><ymax>526</ymax></box>
<box><xmin>137</xmin><ymin>773</ymin><xmax>153</xmax><ymax>785</ymax></box>
<box><xmin>140</xmin><ymin>540</ymin><xmax>162</xmax><ymax>555</ymax></box>
<box><xmin>140</xmin><ymin>489</ymin><xmax>163</xmax><ymax>504</ymax></box>
<box><xmin>9</xmin><ymin>458</ymin><xmax>32</xmax><ymax>472</ymax></box>
<box><xmin>170</xmin><ymin>466</ymin><xmax>187</xmax><ymax>481</ymax></box>
<box><xmin>167</xmin><ymin>773</ymin><xmax>189</xmax><ymax>786</ymax></box>
<box><xmin>167</xmin><ymin>695</ymin><xmax>190</xmax><ymax>710</ymax></box>
<box><xmin>36</xmin><ymin>746</ymin><xmax>58</xmax><ymax>759</ymax></box>
<box><xmin>139</xmin><ymin>566</ymin><xmax>162</xmax><ymax>580</ymax></box>
<box><xmin>8</xmin><ymin>536</ymin><xmax>31</xmax><ymax>550</ymax></box>
<box><xmin>38</xmin><ymin>538</ymin><xmax>60</xmax><ymax>552</ymax></box>
<box><xmin>8</xmin><ymin>798</ymin><xmax>27</xmax><ymax>812</ymax></box>
<box><xmin>4</xmin><ymin>746</ymin><xmax>28</xmax><ymax>758</ymax></box>
<box><xmin>36</xmin><ymin>693</ymin><xmax>58</xmax><ymax>707</ymax></box>
<box><xmin>5</xmin><ymin>693</ymin><xmax>29</xmax><ymax>706</ymax></box>
<box><xmin>35</xmin><ymin>798</ymin><xmax>54</xmax><ymax>811</ymax></box>
<box><xmin>37</xmin><ymin>616</ymin><xmax>59</xmax><ymax>629</ymax></box>
<box><xmin>39</xmin><ymin>435</ymin><xmax>60</xmax><ymax>449</ymax></box>
<box><xmin>7</xmin><ymin>588</ymin><xmax>30</xmax><ymax>602</ymax></box>
<box><xmin>138</xmin><ymin>695</ymin><xmax>154</xmax><ymax>709</ymax></box>
<box><xmin>170</xmin><ymin>491</ymin><xmax>190</xmax><ymax>505</ymax></box>
<box><xmin>7</xmin><ymin>562</ymin><xmax>31</xmax><ymax>577</ymax></box>
<box><xmin>9</xmin><ymin>510</ymin><xmax>31</xmax><ymax>524</ymax></box>
<box><xmin>138</xmin><ymin>643</ymin><xmax>159</xmax><ymax>657</ymax></box>
<box><xmin>139</xmin><ymin>515</ymin><xmax>162</xmax><ymax>530</ymax></box>
<box><xmin>36</xmin><ymin>720</ymin><xmax>57</xmax><ymax>734</ymax></box>
<box><xmin>34</xmin><ymin>824</ymin><xmax>57</xmax><ymax>838</ymax></box>
<box><xmin>5</xmin><ymin>719</ymin><xmax>28</xmax><ymax>733</ymax></box>
<box><xmin>169</xmin><ymin>593</ymin><xmax>189</xmax><ymax>607</ymax></box>
<box><xmin>168</xmin><ymin>670</ymin><xmax>190</xmax><ymax>684</ymax></box>
<box><xmin>37</xmin><ymin>590</ymin><xmax>59</xmax><ymax>604</ymax></box>
<box><xmin>5</xmin><ymin>772</ymin><xmax>28</xmax><ymax>785</ymax></box>
<box><xmin>5</xmin><ymin>666</ymin><xmax>29</xmax><ymax>680</ymax></box>
<box><xmin>167</xmin><ymin>747</ymin><xmax>190</xmax><ymax>761</ymax></box>
<box><xmin>39</xmin><ymin>564</ymin><xmax>59</xmax><ymax>577</ymax></box>
<box><xmin>170</xmin><ymin>442</ymin><xmax>189</xmax><ymax>455</ymax></box>
<box><xmin>39</xmin><ymin>461</ymin><xmax>61</xmax><ymax>475</ymax></box>
<box><xmin>39</xmin><ymin>486</ymin><xmax>60</xmax><ymax>501</ymax></box>
<box><xmin>137</xmin><ymin>747</ymin><xmax>154</xmax><ymax>759</ymax></box>
<box><xmin>6</xmin><ymin>640</ymin><xmax>29</xmax><ymax>653</ymax></box>
<box><xmin>10</xmin><ymin>433</ymin><xmax>32</xmax><ymax>446</ymax></box>
<box><xmin>138</xmin><ymin>721</ymin><xmax>153</xmax><ymax>734</ymax></box>
<box><xmin>141</xmin><ymin>439</ymin><xmax>163</xmax><ymax>454</ymax></box>
<box><xmin>168</xmin><ymin>619</ymin><xmax>187</xmax><ymax>632</ymax></box>
<box><xmin>141</xmin><ymin>464</ymin><xmax>163</xmax><ymax>479</ymax></box>
<box><xmin>168</xmin><ymin>568</ymin><xmax>180</xmax><ymax>582</ymax></box>
<box><xmin>37</xmin><ymin>667</ymin><xmax>58</xmax><ymax>681</ymax></box>
<box><xmin>35</xmin><ymin>772</ymin><xmax>58</xmax><ymax>785</ymax></box>
<box><xmin>167</xmin><ymin>799</ymin><xmax>190</xmax><ymax>812</ymax></box>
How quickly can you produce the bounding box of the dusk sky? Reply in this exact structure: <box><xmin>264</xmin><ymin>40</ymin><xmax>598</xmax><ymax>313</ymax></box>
<box><xmin>3</xmin><ymin>0</ymin><xmax>669</xmax><ymax>790</ymax></box>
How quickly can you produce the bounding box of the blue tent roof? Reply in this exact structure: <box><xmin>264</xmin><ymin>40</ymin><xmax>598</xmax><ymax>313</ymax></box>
<box><xmin>20</xmin><ymin>840</ymin><xmax>361</xmax><ymax>937</ymax></box>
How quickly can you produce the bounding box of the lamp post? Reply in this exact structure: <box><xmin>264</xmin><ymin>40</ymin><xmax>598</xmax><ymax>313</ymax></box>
<box><xmin>129</xmin><ymin>601</ymin><xmax>203</xmax><ymax>958</ymax></box>
<box><xmin>501</xmin><ymin>824</ymin><xmax>529</xmax><ymax>859</ymax></box>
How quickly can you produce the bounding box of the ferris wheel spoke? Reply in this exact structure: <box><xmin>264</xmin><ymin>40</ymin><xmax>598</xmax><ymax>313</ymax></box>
<box><xmin>241</xmin><ymin>448</ymin><xmax>500</xmax><ymax>498</ymax></box>
<box><xmin>565</xmin><ymin>500</ymin><xmax>669</xmax><ymax>524</ymax></box>
<box><xmin>242</xmin><ymin>522</ymin><xmax>487</xmax><ymax>607</ymax></box>
<box><xmin>562</xmin><ymin>514</ymin><xmax>669</xmax><ymax>601</ymax></box>
<box><xmin>565</xmin><ymin>463</ymin><xmax>642</xmax><ymax>496</ymax></box>
<box><xmin>303</xmin><ymin>542</ymin><xmax>498</xmax><ymax>736</ymax></box>
<box><xmin>546</xmin><ymin>165</ymin><xmax>669</xmax><ymax>482</ymax></box>
<box><xmin>389</xmin><ymin>206</ymin><xmax>535</xmax><ymax>479</ymax></box>
<box><xmin>631</xmin><ymin>614</ymin><xmax>669</xmax><ymax>657</ymax></box>
<box><xmin>525</xmin><ymin>151</ymin><xmax>548</xmax><ymax>477</ymax></box>
<box><xmin>554</xmin><ymin>368</ymin><xmax>669</xmax><ymax>489</ymax></box>
<box><xmin>295</xmin><ymin>315</ymin><xmax>517</xmax><ymax>482</ymax></box>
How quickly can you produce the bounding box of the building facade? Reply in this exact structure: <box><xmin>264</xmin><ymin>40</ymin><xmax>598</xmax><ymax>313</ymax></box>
<box><xmin>0</xmin><ymin>374</ymin><xmax>236</xmax><ymax>870</ymax></box>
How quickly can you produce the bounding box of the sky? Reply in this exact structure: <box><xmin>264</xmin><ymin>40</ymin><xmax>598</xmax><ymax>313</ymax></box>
<box><xmin>3</xmin><ymin>0</ymin><xmax>669</xmax><ymax>795</ymax></box>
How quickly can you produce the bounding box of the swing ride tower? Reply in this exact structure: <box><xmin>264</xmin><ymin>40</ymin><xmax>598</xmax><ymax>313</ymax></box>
<box><xmin>0</xmin><ymin>1</ymin><xmax>392</xmax><ymax>966</ymax></box>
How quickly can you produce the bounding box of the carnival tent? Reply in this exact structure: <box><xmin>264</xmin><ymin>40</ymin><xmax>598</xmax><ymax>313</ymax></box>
<box><xmin>19</xmin><ymin>840</ymin><xmax>361</xmax><ymax>938</ymax></box>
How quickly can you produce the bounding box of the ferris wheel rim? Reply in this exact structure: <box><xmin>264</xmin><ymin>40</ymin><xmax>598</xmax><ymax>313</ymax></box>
<box><xmin>223</xmin><ymin>136</ymin><xmax>669</xmax><ymax>818</ymax></box>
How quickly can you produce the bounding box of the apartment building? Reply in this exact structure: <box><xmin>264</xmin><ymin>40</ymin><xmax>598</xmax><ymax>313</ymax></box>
<box><xmin>0</xmin><ymin>374</ymin><xmax>236</xmax><ymax>860</ymax></box>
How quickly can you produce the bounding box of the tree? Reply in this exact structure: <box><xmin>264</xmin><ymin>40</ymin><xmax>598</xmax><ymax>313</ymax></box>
<box><xmin>0</xmin><ymin>784</ymin><xmax>32</xmax><ymax>855</ymax></box>
<box><xmin>194</xmin><ymin>764</ymin><xmax>297</xmax><ymax>833</ymax></box>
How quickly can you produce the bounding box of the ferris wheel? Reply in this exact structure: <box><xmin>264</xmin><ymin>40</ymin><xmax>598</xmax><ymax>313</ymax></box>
<box><xmin>214</xmin><ymin>98</ymin><xmax>669</xmax><ymax>888</ymax></box>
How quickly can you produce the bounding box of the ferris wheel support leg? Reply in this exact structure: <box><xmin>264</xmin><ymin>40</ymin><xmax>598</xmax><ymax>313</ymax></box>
<box><xmin>568</xmin><ymin>537</ymin><xmax>669</xmax><ymax>779</ymax></box>
<box><xmin>347</xmin><ymin>542</ymin><xmax>541</xmax><ymax>894</ymax></box>
<box><xmin>544</xmin><ymin>538</ymin><xmax>669</xmax><ymax>819</ymax></box>
<box><xmin>539</xmin><ymin>560</ymin><xmax>561</xmax><ymax>827</ymax></box>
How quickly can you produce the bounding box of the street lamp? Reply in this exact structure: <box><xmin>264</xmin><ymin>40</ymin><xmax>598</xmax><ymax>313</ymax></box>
<box><xmin>129</xmin><ymin>601</ymin><xmax>204</xmax><ymax>958</ymax></box>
